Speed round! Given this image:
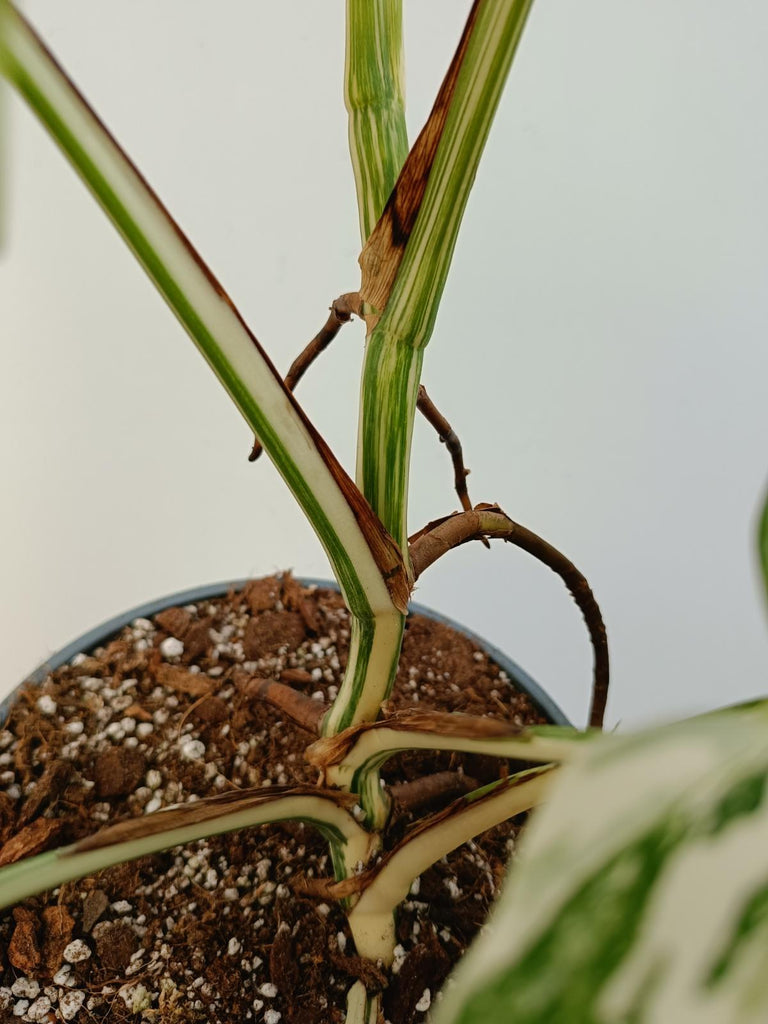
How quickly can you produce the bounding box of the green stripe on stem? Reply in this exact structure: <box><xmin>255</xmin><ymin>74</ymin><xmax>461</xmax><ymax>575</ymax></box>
<box><xmin>357</xmin><ymin>0</ymin><xmax>535</xmax><ymax>557</ymax></box>
<box><xmin>322</xmin><ymin>0</ymin><xmax>412</xmax><ymax>738</ymax></box>
<box><xmin>345</xmin><ymin>0</ymin><xmax>408</xmax><ymax>242</ymax></box>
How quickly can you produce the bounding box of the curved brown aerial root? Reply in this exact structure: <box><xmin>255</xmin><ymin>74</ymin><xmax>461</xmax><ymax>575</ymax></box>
<box><xmin>409</xmin><ymin>503</ymin><xmax>609</xmax><ymax>730</ymax></box>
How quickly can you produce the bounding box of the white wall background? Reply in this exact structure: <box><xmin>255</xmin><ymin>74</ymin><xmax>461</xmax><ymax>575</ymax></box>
<box><xmin>2</xmin><ymin>1</ymin><xmax>767</xmax><ymax>729</ymax></box>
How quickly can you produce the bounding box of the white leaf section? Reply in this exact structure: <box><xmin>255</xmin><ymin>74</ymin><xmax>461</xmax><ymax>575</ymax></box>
<box><xmin>435</xmin><ymin>702</ymin><xmax>768</xmax><ymax>1024</ymax></box>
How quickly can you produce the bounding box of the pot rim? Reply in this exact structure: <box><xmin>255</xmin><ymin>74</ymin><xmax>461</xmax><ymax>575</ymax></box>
<box><xmin>2</xmin><ymin>577</ymin><xmax>570</xmax><ymax>727</ymax></box>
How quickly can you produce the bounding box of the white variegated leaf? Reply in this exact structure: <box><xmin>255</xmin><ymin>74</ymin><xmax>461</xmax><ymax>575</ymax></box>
<box><xmin>436</xmin><ymin>702</ymin><xmax>768</xmax><ymax>1024</ymax></box>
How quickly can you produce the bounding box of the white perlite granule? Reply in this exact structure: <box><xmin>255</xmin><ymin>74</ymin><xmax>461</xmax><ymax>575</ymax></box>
<box><xmin>391</xmin><ymin>945</ymin><xmax>407</xmax><ymax>975</ymax></box>
<box><xmin>415</xmin><ymin>989</ymin><xmax>431</xmax><ymax>1012</ymax></box>
<box><xmin>27</xmin><ymin>995</ymin><xmax>53</xmax><ymax>1020</ymax></box>
<box><xmin>159</xmin><ymin>636</ymin><xmax>184</xmax><ymax>659</ymax></box>
<box><xmin>36</xmin><ymin>694</ymin><xmax>57</xmax><ymax>716</ymax></box>
<box><xmin>264</xmin><ymin>1011</ymin><xmax>281</xmax><ymax>1024</ymax></box>
<box><xmin>259</xmin><ymin>983</ymin><xmax>278</xmax><ymax>998</ymax></box>
<box><xmin>59</xmin><ymin>989</ymin><xmax>86</xmax><ymax>1020</ymax></box>
<box><xmin>52</xmin><ymin>966</ymin><xmax>74</xmax><ymax>987</ymax></box>
<box><xmin>181</xmin><ymin>738</ymin><xmax>206</xmax><ymax>761</ymax></box>
<box><xmin>10</xmin><ymin>979</ymin><xmax>39</xmax><ymax>999</ymax></box>
<box><xmin>63</xmin><ymin>940</ymin><xmax>92</xmax><ymax>963</ymax></box>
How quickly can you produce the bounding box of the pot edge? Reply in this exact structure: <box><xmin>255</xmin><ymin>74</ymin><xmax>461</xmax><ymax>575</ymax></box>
<box><xmin>2</xmin><ymin>577</ymin><xmax>570</xmax><ymax>727</ymax></box>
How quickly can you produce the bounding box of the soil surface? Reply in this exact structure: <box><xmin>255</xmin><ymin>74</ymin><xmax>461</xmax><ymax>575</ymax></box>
<box><xmin>0</xmin><ymin>575</ymin><xmax>548</xmax><ymax>1024</ymax></box>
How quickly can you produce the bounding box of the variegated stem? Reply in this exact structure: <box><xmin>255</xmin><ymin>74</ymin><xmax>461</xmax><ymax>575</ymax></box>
<box><xmin>347</xmin><ymin>767</ymin><xmax>555</xmax><ymax>964</ymax></box>
<box><xmin>321</xmin><ymin>0</ymin><xmax>411</xmax><ymax>744</ymax></box>
<box><xmin>309</xmin><ymin>712</ymin><xmax>585</xmax><ymax>828</ymax></box>
<box><xmin>356</xmin><ymin>0</ymin><xmax>535</xmax><ymax>553</ymax></box>
<box><xmin>0</xmin><ymin>8</ymin><xmax>411</xmax><ymax>749</ymax></box>
<box><xmin>345</xmin><ymin>0</ymin><xmax>408</xmax><ymax>244</ymax></box>
<box><xmin>0</xmin><ymin>787</ymin><xmax>373</xmax><ymax>911</ymax></box>
<box><xmin>322</xmin><ymin>609</ymin><xmax>405</xmax><ymax>741</ymax></box>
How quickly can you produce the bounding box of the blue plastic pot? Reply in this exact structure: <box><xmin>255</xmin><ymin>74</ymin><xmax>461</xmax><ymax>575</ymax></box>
<box><xmin>1</xmin><ymin>578</ymin><xmax>569</xmax><ymax>726</ymax></box>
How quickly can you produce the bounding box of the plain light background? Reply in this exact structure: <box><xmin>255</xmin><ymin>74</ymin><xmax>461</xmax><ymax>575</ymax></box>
<box><xmin>2</xmin><ymin>2</ymin><xmax>767</xmax><ymax>728</ymax></box>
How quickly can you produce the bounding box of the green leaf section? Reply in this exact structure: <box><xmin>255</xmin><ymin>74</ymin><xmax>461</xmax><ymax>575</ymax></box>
<box><xmin>435</xmin><ymin>703</ymin><xmax>768</xmax><ymax>1024</ymax></box>
<box><xmin>357</xmin><ymin>0</ymin><xmax>535</xmax><ymax>555</ymax></box>
<box><xmin>0</xmin><ymin>791</ymin><xmax>371</xmax><ymax>910</ymax></box>
<box><xmin>449</xmin><ymin>822</ymin><xmax>682</xmax><ymax>1023</ymax></box>
<box><xmin>345</xmin><ymin>0</ymin><xmax>408</xmax><ymax>243</ymax></box>
<box><xmin>706</xmin><ymin>881</ymin><xmax>768</xmax><ymax>989</ymax></box>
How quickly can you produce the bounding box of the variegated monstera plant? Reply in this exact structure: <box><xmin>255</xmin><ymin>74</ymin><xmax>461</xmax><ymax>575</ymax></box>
<box><xmin>2</xmin><ymin>2</ymin><xmax>768</xmax><ymax>1022</ymax></box>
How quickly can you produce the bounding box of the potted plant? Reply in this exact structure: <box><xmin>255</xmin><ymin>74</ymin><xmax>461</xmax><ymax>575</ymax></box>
<box><xmin>2</xmin><ymin>2</ymin><xmax>768</xmax><ymax>1023</ymax></box>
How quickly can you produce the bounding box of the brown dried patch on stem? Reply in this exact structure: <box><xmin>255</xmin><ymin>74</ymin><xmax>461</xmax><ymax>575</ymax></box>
<box><xmin>358</xmin><ymin>1</ymin><xmax>482</xmax><ymax>324</ymax></box>
<box><xmin>244</xmin><ymin>677</ymin><xmax>326</xmax><ymax>734</ymax></box>
<box><xmin>306</xmin><ymin>707</ymin><xmax>524</xmax><ymax>768</ymax></box>
<box><xmin>70</xmin><ymin>785</ymin><xmax>355</xmax><ymax>854</ymax></box>
<box><xmin>409</xmin><ymin>504</ymin><xmax>610</xmax><ymax>729</ymax></box>
<box><xmin>249</xmin><ymin>293</ymin><xmax>361</xmax><ymax>461</ymax></box>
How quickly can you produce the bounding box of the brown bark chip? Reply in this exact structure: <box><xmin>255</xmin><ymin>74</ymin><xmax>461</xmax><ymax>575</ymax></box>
<box><xmin>243</xmin><ymin>609</ymin><xmax>307</xmax><ymax>658</ymax></box>
<box><xmin>93</xmin><ymin>920</ymin><xmax>138</xmax><ymax>972</ymax></box>
<box><xmin>94</xmin><ymin>747</ymin><xmax>146</xmax><ymax>798</ymax></box>
<box><xmin>243</xmin><ymin>576</ymin><xmax>281</xmax><ymax>614</ymax></box>
<box><xmin>154</xmin><ymin>606</ymin><xmax>192</xmax><ymax>638</ymax></box>
<box><xmin>19</xmin><ymin>758</ymin><xmax>76</xmax><ymax>824</ymax></box>
<box><xmin>180</xmin><ymin>617</ymin><xmax>214</xmax><ymax>662</ymax></box>
<box><xmin>0</xmin><ymin>575</ymin><xmax>549</xmax><ymax>1023</ymax></box>
<box><xmin>0</xmin><ymin>817</ymin><xmax>64</xmax><ymax>867</ymax></box>
<box><xmin>155</xmin><ymin>663</ymin><xmax>214</xmax><ymax>698</ymax></box>
<box><xmin>41</xmin><ymin>905</ymin><xmax>75</xmax><ymax>973</ymax></box>
<box><xmin>8</xmin><ymin>907</ymin><xmax>41</xmax><ymax>972</ymax></box>
<box><xmin>190</xmin><ymin>694</ymin><xmax>228</xmax><ymax>724</ymax></box>
<box><xmin>81</xmin><ymin>889</ymin><xmax>109</xmax><ymax>933</ymax></box>
<box><xmin>282</xmin><ymin>573</ymin><xmax>319</xmax><ymax>633</ymax></box>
